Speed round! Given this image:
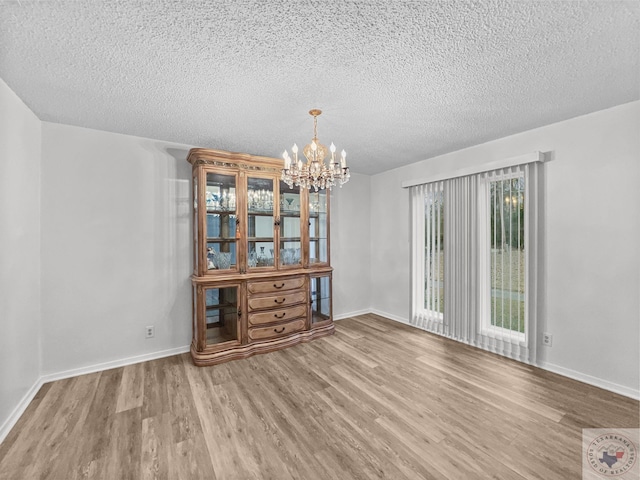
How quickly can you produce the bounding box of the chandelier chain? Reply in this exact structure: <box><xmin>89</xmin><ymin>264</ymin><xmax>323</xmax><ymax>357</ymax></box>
<box><xmin>313</xmin><ymin>114</ymin><xmax>318</xmax><ymax>141</ymax></box>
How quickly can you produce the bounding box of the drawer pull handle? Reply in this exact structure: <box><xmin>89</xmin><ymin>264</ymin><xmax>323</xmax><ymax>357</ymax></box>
<box><xmin>274</xmin><ymin>283</ymin><xmax>285</xmax><ymax>289</ymax></box>
<box><xmin>274</xmin><ymin>298</ymin><xmax>286</xmax><ymax>304</ymax></box>
<box><xmin>274</xmin><ymin>312</ymin><xmax>286</xmax><ymax>319</ymax></box>
<box><xmin>274</xmin><ymin>327</ymin><xmax>286</xmax><ymax>334</ymax></box>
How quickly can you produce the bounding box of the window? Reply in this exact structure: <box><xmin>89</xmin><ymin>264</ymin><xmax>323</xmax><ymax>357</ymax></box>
<box><xmin>410</xmin><ymin>155</ymin><xmax>543</xmax><ymax>364</ymax></box>
<box><xmin>424</xmin><ymin>183</ymin><xmax>444</xmax><ymax>319</ymax></box>
<box><xmin>481</xmin><ymin>171</ymin><xmax>526</xmax><ymax>341</ymax></box>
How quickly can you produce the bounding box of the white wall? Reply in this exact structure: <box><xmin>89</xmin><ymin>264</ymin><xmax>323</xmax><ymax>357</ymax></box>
<box><xmin>331</xmin><ymin>172</ymin><xmax>372</xmax><ymax>318</ymax></box>
<box><xmin>37</xmin><ymin>124</ymin><xmax>371</xmax><ymax>374</ymax></box>
<box><xmin>370</xmin><ymin>101</ymin><xmax>640</xmax><ymax>396</ymax></box>
<box><xmin>40</xmin><ymin>123</ymin><xmax>193</xmax><ymax>375</ymax></box>
<box><xmin>0</xmin><ymin>78</ymin><xmax>42</xmax><ymax>431</ymax></box>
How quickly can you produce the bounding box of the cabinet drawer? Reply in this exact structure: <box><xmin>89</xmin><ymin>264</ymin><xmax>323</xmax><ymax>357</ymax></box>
<box><xmin>247</xmin><ymin>277</ymin><xmax>305</xmax><ymax>295</ymax></box>
<box><xmin>248</xmin><ymin>318</ymin><xmax>306</xmax><ymax>341</ymax></box>
<box><xmin>248</xmin><ymin>290</ymin><xmax>306</xmax><ymax>311</ymax></box>
<box><xmin>249</xmin><ymin>304</ymin><xmax>307</xmax><ymax>326</ymax></box>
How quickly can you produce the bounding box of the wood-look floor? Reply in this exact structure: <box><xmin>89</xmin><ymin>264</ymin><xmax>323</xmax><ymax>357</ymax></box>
<box><xmin>1</xmin><ymin>314</ymin><xmax>638</xmax><ymax>480</ymax></box>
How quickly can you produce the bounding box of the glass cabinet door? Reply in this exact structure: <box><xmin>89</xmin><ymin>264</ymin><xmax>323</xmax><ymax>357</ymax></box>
<box><xmin>310</xmin><ymin>274</ymin><xmax>332</xmax><ymax>326</ymax></box>
<box><xmin>205</xmin><ymin>172</ymin><xmax>238</xmax><ymax>272</ymax></box>
<box><xmin>204</xmin><ymin>286</ymin><xmax>239</xmax><ymax>346</ymax></box>
<box><xmin>247</xmin><ymin>176</ymin><xmax>275</xmax><ymax>268</ymax></box>
<box><xmin>309</xmin><ymin>190</ymin><xmax>328</xmax><ymax>265</ymax></box>
<box><xmin>193</xmin><ymin>174</ymin><xmax>199</xmax><ymax>274</ymax></box>
<box><xmin>279</xmin><ymin>181</ymin><xmax>302</xmax><ymax>268</ymax></box>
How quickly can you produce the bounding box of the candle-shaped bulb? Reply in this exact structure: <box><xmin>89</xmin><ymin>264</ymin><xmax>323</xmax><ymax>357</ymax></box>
<box><xmin>330</xmin><ymin>142</ymin><xmax>336</xmax><ymax>153</ymax></box>
<box><xmin>292</xmin><ymin>143</ymin><xmax>298</xmax><ymax>154</ymax></box>
<box><xmin>340</xmin><ymin>150</ymin><xmax>347</xmax><ymax>168</ymax></box>
<box><xmin>311</xmin><ymin>141</ymin><xmax>317</xmax><ymax>151</ymax></box>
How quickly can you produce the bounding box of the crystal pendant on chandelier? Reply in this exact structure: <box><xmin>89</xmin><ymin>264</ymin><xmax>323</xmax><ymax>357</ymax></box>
<box><xmin>281</xmin><ymin>109</ymin><xmax>350</xmax><ymax>191</ymax></box>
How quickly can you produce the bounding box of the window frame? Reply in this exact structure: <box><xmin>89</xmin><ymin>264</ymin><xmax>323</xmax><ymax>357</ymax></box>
<box><xmin>478</xmin><ymin>170</ymin><xmax>527</xmax><ymax>343</ymax></box>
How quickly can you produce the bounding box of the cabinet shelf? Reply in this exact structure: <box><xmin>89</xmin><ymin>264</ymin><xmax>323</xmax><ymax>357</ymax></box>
<box><xmin>205</xmin><ymin>302</ymin><xmax>236</xmax><ymax>310</ymax></box>
<box><xmin>205</xmin><ymin>327</ymin><xmax>237</xmax><ymax>345</ymax></box>
<box><xmin>206</xmin><ymin>210</ymin><xmax>237</xmax><ymax>215</ymax></box>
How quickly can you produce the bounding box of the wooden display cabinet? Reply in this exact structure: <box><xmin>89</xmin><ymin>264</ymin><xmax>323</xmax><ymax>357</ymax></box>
<box><xmin>187</xmin><ymin>148</ymin><xmax>334</xmax><ymax>366</ymax></box>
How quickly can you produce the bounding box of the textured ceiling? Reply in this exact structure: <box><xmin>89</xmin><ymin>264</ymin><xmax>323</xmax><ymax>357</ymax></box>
<box><xmin>0</xmin><ymin>1</ymin><xmax>638</xmax><ymax>174</ymax></box>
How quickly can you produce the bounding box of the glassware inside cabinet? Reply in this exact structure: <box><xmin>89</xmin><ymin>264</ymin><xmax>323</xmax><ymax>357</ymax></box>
<box><xmin>310</xmin><ymin>275</ymin><xmax>331</xmax><ymax>325</ymax></box>
<box><xmin>309</xmin><ymin>189</ymin><xmax>328</xmax><ymax>264</ymax></box>
<box><xmin>205</xmin><ymin>173</ymin><xmax>237</xmax><ymax>270</ymax></box>
<box><xmin>279</xmin><ymin>181</ymin><xmax>302</xmax><ymax>267</ymax></box>
<box><xmin>247</xmin><ymin>177</ymin><xmax>275</xmax><ymax>268</ymax></box>
<box><xmin>204</xmin><ymin>286</ymin><xmax>239</xmax><ymax>345</ymax></box>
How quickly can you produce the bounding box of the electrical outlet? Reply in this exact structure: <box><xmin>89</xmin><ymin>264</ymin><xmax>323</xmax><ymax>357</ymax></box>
<box><xmin>145</xmin><ymin>326</ymin><xmax>155</xmax><ymax>339</ymax></box>
<box><xmin>542</xmin><ymin>332</ymin><xmax>552</xmax><ymax>346</ymax></box>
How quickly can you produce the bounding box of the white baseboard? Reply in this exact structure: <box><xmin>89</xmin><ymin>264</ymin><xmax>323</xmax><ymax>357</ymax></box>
<box><xmin>369</xmin><ymin>309</ymin><xmax>411</xmax><ymax>325</ymax></box>
<box><xmin>334</xmin><ymin>308</ymin><xmax>410</xmax><ymax>325</ymax></box>
<box><xmin>333</xmin><ymin>309</ymin><xmax>371</xmax><ymax>321</ymax></box>
<box><xmin>537</xmin><ymin>361</ymin><xmax>640</xmax><ymax>401</ymax></box>
<box><xmin>40</xmin><ymin>345</ymin><xmax>190</xmax><ymax>384</ymax></box>
<box><xmin>0</xmin><ymin>377</ymin><xmax>44</xmax><ymax>445</ymax></box>
<box><xmin>0</xmin><ymin>345</ymin><xmax>190</xmax><ymax>445</ymax></box>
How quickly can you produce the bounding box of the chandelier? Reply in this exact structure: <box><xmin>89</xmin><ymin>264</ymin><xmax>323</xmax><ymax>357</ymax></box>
<box><xmin>281</xmin><ymin>109</ymin><xmax>350</xmax><ymax>191</ymax></box>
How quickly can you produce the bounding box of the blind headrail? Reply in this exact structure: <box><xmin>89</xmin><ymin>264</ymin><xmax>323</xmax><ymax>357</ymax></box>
<box><xmin>401</xmin><ymin>151</ymin><xmax>545</xmax><ymax>188</ymax></box>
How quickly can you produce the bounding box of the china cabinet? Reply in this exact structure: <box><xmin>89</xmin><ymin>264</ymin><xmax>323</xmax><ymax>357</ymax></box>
<box><xmin>187</xmin><ymin>148</ymin><xmax>334</xmax><ymax>366</ymax></box>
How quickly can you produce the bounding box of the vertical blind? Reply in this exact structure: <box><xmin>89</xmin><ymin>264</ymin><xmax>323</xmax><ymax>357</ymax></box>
<box><xmin>411</xmin><ymin>181</ymin><xmax>444</xmax><ymax>332</ymax></box>
<box><xmin>410</xmin><ymin>159</ymin><xmax>543</xmax><ymax>365</ymax></box>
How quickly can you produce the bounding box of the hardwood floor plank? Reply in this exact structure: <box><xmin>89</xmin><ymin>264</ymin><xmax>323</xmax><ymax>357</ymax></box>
<box><xmin>141</xmin><ymin>357</ymin><xmax>170</xmax><ymax>420</ymax></box>
<box><xmin>0</xmin><ymin>382</ymin><xmax>52</xmax><ymax>461</ymax></box>
<box><xmin>331</xmin><ymin>363</ymin><xmax>449</xmax><ymax>444</ymax></box>
<box><xmin>115</xmin><ymin>362</ymin><xmax>144</xmax><ymax>413</ymax></box>
<box><xmin>232</xmin><ymin>357</ymin><xmax>336</xmax><ymax>479</ymax></box>
<box><xmin>0</xmin><ymin>374</ymin><xmax>102</xmax><ymax>480</ymax></box>
<box><xmin>140</xmin><ymin>413</ymin><xmax>171</xmax><ymax>480</ymax></box>
<box><xmin>82</xmin><ymin>368</ymin><xmax>123</xmax><ymax>464</ymax></box>
<box><xmin>342</xmin><ymin>314</ymin><xmax>393</xmax><ymax>334</ymax></box>
<box><xmin>315</xmin><ymin>387</ymin><xmax>441</xmax><ymax>480</ymax></box>
<box><xmin>101</xmin><ymin>408</ymin><xmax>143</xmax><ymax>480</ymax></box>
<box><xmin>164</xmin><ymin>355</ymin><xmax>204</xmax><ymax>444</ymax></box>
<box><xmin>334</xmin><ymin>322</ymin><xmax>365</xmax><ymax>340</ymax></box>
<box><xmin>170</xmin><ymin>437</ymin><xmax>217</xmax><ymax>480</ymax></box>
<box><xmin>416</xmin><ymin>353</ymin><xmax>566</xmax><ymax>423</ymax></box>
<box><xmin>185</xmin><ymin>362</ymin><xmax>264</xmax><ymax>480</ymax></box>
<box><xmin>1</xmin><ymin>315</ymin><xmax>638</xmax><ymax>479</ymax></box>
<box><xmin>373</xmin><ymin>415</ymin><xmax>450</xmax><ymax>479</ymax></box>
<box><xmin>327</xmin><ymin>334</ymin><xmax>380</xmax><ymax>368</ymax></box>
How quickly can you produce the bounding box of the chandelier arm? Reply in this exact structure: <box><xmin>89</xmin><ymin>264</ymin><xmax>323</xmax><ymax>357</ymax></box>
<box><xmin>282</xmin><ymin>109</ymin><xmax>349</xmax><ymax>191</ymax></box>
